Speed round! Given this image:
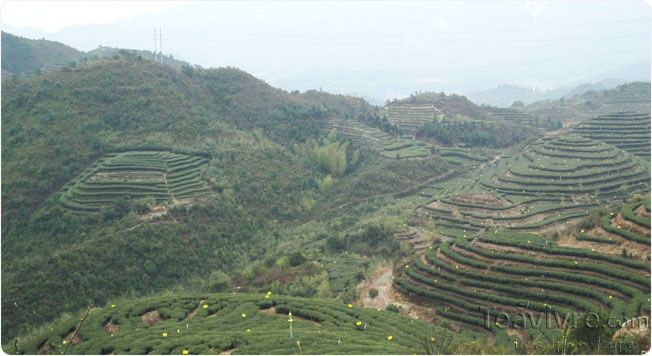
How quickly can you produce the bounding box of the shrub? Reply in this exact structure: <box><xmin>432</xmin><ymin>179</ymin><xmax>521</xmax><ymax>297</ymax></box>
<box><xmin>318</xmin><ymin>175</ymin><xmax>334</xmax><ymax>194</ymax></box>
<box><xmin>386</xmin><ymin>304</ymin><xmax>400</xmax><ymax>313</ymax></box>
<box><xmin>368</xmin><ymin>288</ymin><xmax>379</xmax><ymax>299</ymax></box>
<box><xmin>289</xmin><ymin>251</ymin><xmax>307</xmax><ymax>266</ymax></box>
<box><xmin>208</xmin><ymin>271</ymin><xmax>231</xmax><ymax>292</ymax></box>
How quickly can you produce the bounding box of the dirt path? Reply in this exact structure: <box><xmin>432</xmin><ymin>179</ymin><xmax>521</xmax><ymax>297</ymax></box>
<box><xmin>356</xmin><ymin>265</ymin><xmax>437</xmax><ymax>320</ymax></box>
<box><xmin>358</xmin><ymin>265</ymin><xmax>501</xmax><ymax>346</ymax></box>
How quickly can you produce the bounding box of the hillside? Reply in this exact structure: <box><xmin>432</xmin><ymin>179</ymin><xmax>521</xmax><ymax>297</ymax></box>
<box><xmin>467</xmin><ymin>79</ymin><xmax>627</xmax><ymax>107</ymax></box>
<box><xmin>523</xmin><ymin>82</ymin><xmax>651</xmax><ymax>124</ymax></box>
<box><xmin>1</xmin><ymin>31</ymin><xmax>187</xmax><ymax>77</ymax></box>
<box><xmin>1</xmin><ymin>52</ymin><xmax>458</xmax><ymax>342</ymax></box>
<box><xmin>395</xmin><ymin>196</ymin><xmax>650</xmax><ymax>344</ymax></box>
<box><xmin>2</xmin><ymin>33</ymin><xmax>651</xmax><ymax>355</ymax></box>
<box><xmin>1</xmin><ymin>32</ymin><xmax>84</xmax><ymax>75</ymax></box>
<box><xmin>387</xmin><ymin>92</ymin><xmax>490</xmax><ymax>122</ymax></box>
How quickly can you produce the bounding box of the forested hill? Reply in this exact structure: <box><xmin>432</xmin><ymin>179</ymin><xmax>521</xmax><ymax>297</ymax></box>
<box><xmin>1</xmin><ymin>51</ymin><xmax>374</xmax><ymax>225</ymax></box>
<box><xmin>1</xmin><ymin>32</ymin><xmax>84</xmax><ymax>75</ymax></box>
<box><xmin>3</xmin><ymin>51</ymin><xmax>453</xmax><ymax>341</ymax></box>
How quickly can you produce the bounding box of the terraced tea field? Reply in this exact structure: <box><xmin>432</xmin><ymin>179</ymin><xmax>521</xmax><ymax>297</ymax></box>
<box><xmin>416</xmin><ymin>135</ymin><xmax>649</xmax><ymax>238</ymax></box>
<box><xmin>484</xmin><ymin>107</ymin><xmax>535</xmax><ymax>126</ymax></box>
<box><xmin>379</xmin><ymin>139</ymin><xmax>488</xmax><ymax>167</ymax></box>
<box><xmin>569</xmin><ymin>197</ymin><xmax>651</xmax><ymax>254</ymax></box>
<box><xmin>394</xmin><ymin>229</ymin><xmax>650</xmax><ymax>338</ymax></box>
<box><xmin>318</xmin><ymin>118</ymin><xmax>394</xmax><ymax>150</ymax></box>
<box><xmin>59</xmin><ymin>151</ymin><xmax>213</xmax><ymax>213</ymax></box>
<box><xmin>604</xmin><ymin>82</ymin><xmax>651</xmax><ymax>105</ymax></box>
<box><xmin>15</xmin><ymin>293</ymin><xmax>488</xmax><ymax>355</ymax></box>
<box><xmin>378</xmin><ymin>103</ymin><xmax>442</xmax><ymax>137</ymax></box>
<box><xmin>573</xmin><ymin>112</ymin><xmax>651</xmax><ymax>158</ymax></box>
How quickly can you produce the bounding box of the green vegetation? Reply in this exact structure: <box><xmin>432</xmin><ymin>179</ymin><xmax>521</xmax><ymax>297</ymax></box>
<box><xmin>396</xmin><ymin>235</ymin><xmax>649</xmax><ymax>341</ymax></box>
<box><xmin>524</xmin><ymin>82</ymin><xmax>651</xmax><ymax>124</ymax></box>
<box><xmin>573</xmin><ymin>112</ymin><xmax>651</xmax><ymax>158</ymax></box>
<box><xmin>417</xmin><ymin>118</ymin><xmax>537</xmax><ymax>148</ymax></box>
<box><xmin>58</xmin><ymin>150</ymin><xmax>212</xmax><ymax>213</ymax></box>
<box><xmin>2</xmin><ymin>35</ymin><xmax>651</xmax><ymax>355</ymax></box>
<box><xmin>378</xmin><ymin>102</ymin><xmax>440</xmax><ymax>137</ymax></box>
<box><xmin>1</xmin><ymin>52</ymin><xmax>456</xmax><ymax>343</ymax></box>
<box><xmin>1</xmin><ymin>32</ymin><xmax>83</xmax><ymax>75</ymax></box>
<box><xmin>8</xmin><ymin>293</ymin><xmax>477</xmax><ymax>355</ymax></box>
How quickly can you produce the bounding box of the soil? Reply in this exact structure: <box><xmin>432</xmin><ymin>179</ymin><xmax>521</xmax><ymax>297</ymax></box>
<box><xmin>613</xmin><ymin>317</ymin><xmax>650</xmax><ymax>350</ymax></box>
<box><xmin>355</xmin><ymin>264</ymin><xmax>437</xmax><ymax>321</ymax></box>
<box><xmin>635</xmin><ymin>205</ymin><xmax>650</xmax><ymax>218</ymax></box>
<box><xmin>258</xmin><ymin>306</ymin><xmax>321</xmax><ymax>326</ymax></box>
<box><xmin>37</xmin><ymin>342</ymin><xmax>53</xmax><ymax>355</ymax></box>
<box><xmin>103</xmin><ymin>320</ymin><xmax>119</xmax><ymax>335</ymax></box>
<box><xmin>394</xmin><ymin>227</ymin><xmax>431</xmax><ymax>251</ymax></box>
<box><xmin>141</xmin><ymin>310</ymin><xmax>164</xmax><ymax>327</ymax></box>
<box><xmin>219</xmin><ymin>347</ymin><xmax>239</xmax><ymax>355</ymax></box>
<box><xmin>141</xmin><ymin>205</ymin><xmax>168</xmax><ymax>221</ymax></box>
<box><xmin>64</xmin><ymin>330</ymin><xmax>83</xmax><ymax>346</ymax></box>
<box><xmin>185</xmin><ymin>300</ymin><xmax>206</xmax><ymax>319</ymax></box>
<box><xmin>260</xmin><ymin>306</ymin><xmax>276</xmax><ymax>315</ymax></box>
<box><xmin>613</xmin><ymin>213</ymin><xmax>650</xmax><ymax>237</ymax></box>
<box><xmin>580</xmin><ymin>226</ymin><xmax>651</xmax><ymax>261</ymax></box>
<box><xmin>453</xmin><ymin>194</ymin><xmax>504</xmax><ymax>207</ymax></box>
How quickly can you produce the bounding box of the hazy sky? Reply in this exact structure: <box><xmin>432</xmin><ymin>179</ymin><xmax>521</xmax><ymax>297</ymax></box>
<box><xmin>1</xmin><ymin>1</ymin><xmax>179</xmax><ymax>32</ymax></box>
<box><xmin>1</xmin><ymin>1</ymin><xmax>650</xmax><ymax>101</ymax></box>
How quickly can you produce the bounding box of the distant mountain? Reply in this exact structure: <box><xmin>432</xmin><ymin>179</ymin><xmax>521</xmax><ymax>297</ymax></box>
<box><xmin>467</xmin><ymin>79</ymin><xmax>629</xmax><ymax>107</ymax></box>
<box><xmin>1</xmin><ymin>32</ymin><xmax>84</xmax><ymax>75</ymax></box>
<box><xmin>1</xmin><ymin>23</ymin><xmax>52</xmax><ymax>40</ymax></box>
<box><xmin>467</xmin><ymin>60</ymin><xmax>651</xmax><ymax>107</ymax></box>
<box><xmin>523</xmin><ymin>81</ymin><xmax>651</xmax><ymax>123</ymax></box>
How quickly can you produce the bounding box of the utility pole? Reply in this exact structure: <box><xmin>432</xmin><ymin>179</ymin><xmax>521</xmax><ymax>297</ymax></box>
<box><xmin>159</xmin><ymin>27</ymin><xmax>163</xmax><ymax>63</ymax></box>
<box><xmin>154</xmin><ymin>27</ymin><xmax>157</xmax><ymax>63</ymax></box>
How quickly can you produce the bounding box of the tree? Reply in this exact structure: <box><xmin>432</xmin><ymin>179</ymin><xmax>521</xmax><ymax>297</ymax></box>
<box><xmin>569</xmin><ymin>310</ymin><xmax>616</xmax><ymax>353</ymax></box>
<box><xmin>318</xmin><ymin>175</ymin><xmax>334</xmax><ymax>194</ymax></box>
<box><xmin>316</xmin><ymin>278</ymin><xmax>333</xmax><ymax>298</ymax></box>
<box><xmin>288</xmin><ymin>251</ymin><xmax>307</xmax><ymax>266</ymax></box>
<box><xmin>208</xmin><ymin>270</ymin><xmax>231</xmax><ymax>292</ymax></box>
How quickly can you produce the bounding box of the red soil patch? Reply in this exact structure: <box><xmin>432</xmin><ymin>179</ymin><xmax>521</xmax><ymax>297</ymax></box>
<box><xmin>141</xmin><ymin>310</ymin><xmax>164</xmax><ymax>327</ymax></box>
<box><xmin>453</xmin><ymin>194</ymin><xmax>503</xmax><ymax>207</ymax></box>
<box><xmin>104</xmin><ymin>320</ymin><xmax>119</xmax><ymax>335</ymax></box>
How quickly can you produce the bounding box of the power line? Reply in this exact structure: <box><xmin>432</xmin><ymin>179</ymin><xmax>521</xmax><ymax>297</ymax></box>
<box><xmin>57</xmin><ymin>31</ymin><xmax>650</xmax><ymax>48</ymax></box>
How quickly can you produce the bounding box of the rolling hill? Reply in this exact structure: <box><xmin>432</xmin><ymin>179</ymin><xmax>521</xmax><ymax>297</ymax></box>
<box><xmin>1</xmin><ymin>51</ymin><xmax>458</xmax><ymax>344</ymax></box>
<box><xmin>1</xmin><ymin>33</ymin><xmax>650</xmax><ymax>355</ymax></box>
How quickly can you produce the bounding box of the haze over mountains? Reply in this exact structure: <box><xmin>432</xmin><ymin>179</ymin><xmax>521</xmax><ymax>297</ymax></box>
<box><xmin>3</xmin><ymin>1</ymin><xmax>650</xmax><ymax>103</ymax></box>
